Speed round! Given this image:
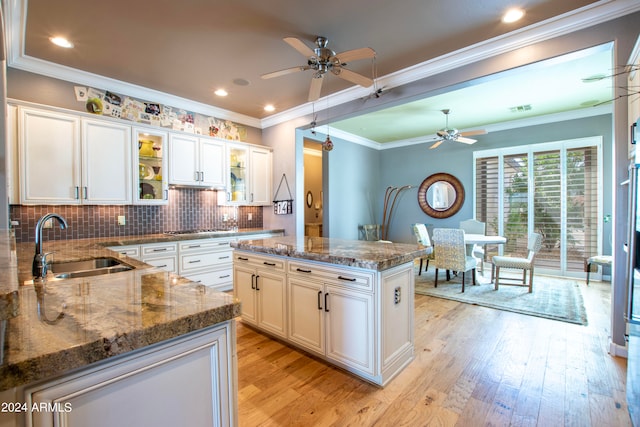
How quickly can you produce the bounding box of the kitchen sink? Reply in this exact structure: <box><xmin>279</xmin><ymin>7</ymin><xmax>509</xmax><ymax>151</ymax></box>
<box><xmin>49</xmin><ymin>257</ymin><xmax>135</xmax><ymax>279</ymax></box>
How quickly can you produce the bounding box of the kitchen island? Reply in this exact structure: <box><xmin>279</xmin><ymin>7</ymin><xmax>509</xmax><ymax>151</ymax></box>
<box><xmin>232</xmin><ymin>235</ymin><xmax>425</xmax><ymax>386</ymax></box>
<box><xmin>0</xmin><ymin>228</ymin><xmax>279</xmax><ymax>427</ymax></box>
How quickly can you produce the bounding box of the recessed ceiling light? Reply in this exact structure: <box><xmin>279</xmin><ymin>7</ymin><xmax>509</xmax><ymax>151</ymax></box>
<box><xmin>264</xmin><ymin>104</ymin><xmax>275</xmax><ymax>112</ymax></box>
<box><xmin>502</xmin><ymin>8</ymin><xmax>525</xmax><ymax>23</ymax></box>
<box><xmin>49</xmin><ymin>36</ymin><xmax>74</xmax><ymax>48</ymax></box>
<box><xmin>214</xmin><ymin>89</ymin><xmax>228</xmax><ymax>97</ymax></box>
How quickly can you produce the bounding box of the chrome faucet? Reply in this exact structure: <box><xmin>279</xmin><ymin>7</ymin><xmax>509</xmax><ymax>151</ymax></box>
<box><xmin>32</xmin><ymin>213</ymin><xmax>68</xmax><ymax>278</ymax></box>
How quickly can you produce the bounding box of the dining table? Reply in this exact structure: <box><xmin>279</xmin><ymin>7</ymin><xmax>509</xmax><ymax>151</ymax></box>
<box><xmin>464</xmin><ymin>233</ymin><xmax>507</xmax><ymax>279</ymax></box>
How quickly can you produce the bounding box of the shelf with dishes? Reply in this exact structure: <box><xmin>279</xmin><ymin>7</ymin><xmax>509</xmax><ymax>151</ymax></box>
<box><xmin>134</xmin><ymin>127</ymin><xmax>168</xmax><ymax>204</ymax></box>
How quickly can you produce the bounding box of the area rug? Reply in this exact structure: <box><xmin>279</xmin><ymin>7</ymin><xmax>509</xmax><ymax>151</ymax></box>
<box><xmin>414</xmin><ymin>268</ymin><xmax>588</xmax><ymax>325</ymax></box>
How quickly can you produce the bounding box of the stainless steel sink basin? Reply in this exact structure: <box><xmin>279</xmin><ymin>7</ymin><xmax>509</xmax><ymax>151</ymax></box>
<box><xmin>49</xmin><ymin>257</ymin><xmax>135</xmax><ymax>279</ymax></box>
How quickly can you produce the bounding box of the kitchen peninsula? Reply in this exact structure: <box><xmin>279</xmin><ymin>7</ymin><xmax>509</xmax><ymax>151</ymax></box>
<box><xmin>232</xmin><ymin>235</ymin><xmax>425</xmax><ymax>386</ymax></box>
<box><xmin>0</xmin><ymin>228</ymin><xmax>280</xmax><ymax>427</ymax></box>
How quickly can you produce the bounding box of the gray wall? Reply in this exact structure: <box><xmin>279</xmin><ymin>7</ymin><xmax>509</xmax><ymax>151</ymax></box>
<box><xmin>382</xmin><ymin>114</ymin><xmax>614</xmax><ymax>246</ymax></box>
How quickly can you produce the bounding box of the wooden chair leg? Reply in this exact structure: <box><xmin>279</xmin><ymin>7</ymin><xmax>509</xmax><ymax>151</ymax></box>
<box><xmin>435</xmin><ymin>268</ymin><xmax>439</xmax><ymax>287</ymax></box>
<box><xmin>528</xmin><ymin>267</ymin><xmax>534</xmax><ymax>293</ymax></box>
<box><xmin>472</xmin><ymin>268</ymin><xmax>476</xmax><ymax>286</ymax></box>
<box><xmin>522</xmin><ymin>269</ymin><xmax>526</xmax><ymax>284</ymax></box>
<box><xmin>494</xmin><ymin>266</ymin><xmax>500</xmax><ymax>290</ymax></box>
<box><xmin>419</xmin><ymin>259</ymin><xmax>424</xmax><ymax>276</ymax></box>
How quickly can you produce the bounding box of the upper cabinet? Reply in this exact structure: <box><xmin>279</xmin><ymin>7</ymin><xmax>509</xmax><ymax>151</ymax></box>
<box><xmin>219</xmin><ymin>143</ymin><xmax>272</xmax><ymax>206</ymax></box>
<box><xmin>134</xmin><ymin>127</ymin><xmax>168</xmax><ymax>204</ymax></box>
<box><xmin>18</xmin><ymin>107</ymin><xmax>132</xmax><ymax>205</ymax></box>
<box><xmin>168</xmin><ymin>134</ymin><xmax>225</xmax><ymax>188</ymax></box>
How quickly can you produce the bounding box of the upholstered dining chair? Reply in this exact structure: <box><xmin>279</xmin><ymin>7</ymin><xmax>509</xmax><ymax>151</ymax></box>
<box><xmin>432</xmin><ymin>228</ymin><xmax>477</xmax><ymax>292</ymax></box>
<box><xmin>412</xmin><ymin>223</ymin><xmax>434</xmax><ymax>275</ymax></box>
<box><xmin>459</xmin><ymin>219</ymin><xmax>486</xmax><ymax>273</ymax></box>
<box><xmin>491</xmin><ymin>232</ymin><xmax>543</xmax><ymax>293</ymax></box>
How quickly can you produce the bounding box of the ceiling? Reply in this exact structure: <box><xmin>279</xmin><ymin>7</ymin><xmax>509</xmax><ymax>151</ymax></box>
<box><xmin>5</xmin><ymin>0</ymin><xmax>639</xmax><ymax>145</ymax></box>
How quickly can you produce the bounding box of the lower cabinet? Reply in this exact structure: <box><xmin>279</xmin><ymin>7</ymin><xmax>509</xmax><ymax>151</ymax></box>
<box><xmin>179</xmin><ymin>239</ymin><xmax>234</xmax><ymax>291</ymax></box>
<box><xmin>288</xmin><ymin>275</ymin><xmax>374</xmax><ymax>375</ymax></box>
<box><xmin>233</xmin><ymin>252</ymin><xmax>287</xmax><ymax>339</ymax></box>
<box><xmin>23</xmin><ymin>322</ymin><xmax>237</xmax><ymax>427</ymax></box>
<box><xmin>233</xmin><ymin>251</ymin><xmax>415</xmax><ymax>386</ymax></box>
<box><xmin>140</xmin><ymin>242</ymin><xmax>178</xmax><ymax>273</ymax></box>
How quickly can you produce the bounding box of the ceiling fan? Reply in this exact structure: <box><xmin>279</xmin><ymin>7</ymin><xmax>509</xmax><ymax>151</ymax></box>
<box><xmin>261</xmin><ymin>36</ymin><xmax>376</xmax><ymax>101</ymax></box>
<box><xmin>429</xmin><ymin>109</ymin><xmax>487</xmax><ymax>149</ymax></box>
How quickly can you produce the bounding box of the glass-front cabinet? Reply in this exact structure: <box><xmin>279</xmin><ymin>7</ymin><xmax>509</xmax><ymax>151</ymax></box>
<box><xmin>226</xmin><ymin>143</ymin><xmax>249</xmax><ymax>204</ymax></box>
<box><xmin>134</xmin><ymin>127</ymin><xmax>168</xmax><ymax>205</ymax></box>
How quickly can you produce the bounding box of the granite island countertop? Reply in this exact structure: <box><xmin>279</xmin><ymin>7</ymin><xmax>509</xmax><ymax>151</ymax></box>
<box><xmin>0</xmin><ymin>228</ymin><xmax>281</xmax><ymax>392</ymax></box>
<box><xmin>232</xmin><ymin>235</ymin><xmax>426</xmax><ymax>270</ymax></box>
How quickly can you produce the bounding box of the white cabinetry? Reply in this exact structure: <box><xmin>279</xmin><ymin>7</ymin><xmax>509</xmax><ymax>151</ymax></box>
<box><xmin>233</xmin><ymin>252</ymin><xmax>287</xmax><ymax>339</ymax></box>
<box><xmin>219</xmin><ymin>143</ymin><xmax>272</xmax><ymax>206</ymax></box>
<box><xmin>18</xmin><ymin>107</ymin><xmax>132</xmax><ymax>205</ymax></box>
<box><xmin>24</xmin><ymin>323</ymin><xmax>237</xmax><ymax>427</ymax></box>
<box><xmin>288</xmin><ymin>260</ymin><xmax>375</xmax><ymax>375</ymax></box>
<box><xmin>233</xmin><ymin>250</ymin><xmax>415</xmax><ymax>386</ymax></box>
<box><xmin>168</xmin><ymin>133</ymin><xmax>225</xmax><ymax>188</ymax></box>
<box><xmin>179</xmin><ymin>239</ymin><xmax>234</xmax><ymax>291</ymax></box>
<box><xmin>140</xmin><ymin>242</ymin><xmax>178</xmax><ymax>273</ymax></box>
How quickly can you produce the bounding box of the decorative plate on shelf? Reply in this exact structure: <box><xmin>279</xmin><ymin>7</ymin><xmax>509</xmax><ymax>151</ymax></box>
<box><xmin>139</xmin><ymin>163</ymin><xmax>155</xmax><ymax>180</ymax></box>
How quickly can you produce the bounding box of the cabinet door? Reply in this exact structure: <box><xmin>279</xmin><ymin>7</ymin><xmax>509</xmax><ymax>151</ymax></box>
<box><xmin>200</xmin><ymin>138</ymin><xmax>226</xmax><ymax>188</ymax></box>
<box><xmin>249</xmin><ymin>147</ymin><xmax>272</xmax><ymax>205</ymax></box>
<box><xmin>134</xmin><ymin>127</ymin><xmax>168</xmax><ymax>204</ymax></box>
<box><xmin>19</xmin><ymin>107</ymin><xmax>81</xmax><ymax>204</ymax></box>
<box><xmin>325</xmin><ymin>284</ymin><xmax>375</xmax><ymax>375</ymax></box>
<box><xmin>82</xmin><ymin>119</ymin><xmax>132</xmax><ymax>204</ymax></box>
<box><xmin>256</xmin><ymin>269</ymin><xmax>287</xmax><ymax>339</ymax></box>
<box><xmin>227</xmin><ymin>143</ymin><xmax>249</xmax><ymax>203</ymax></box>
<box><xmin>169</xmin><ymin>133</ymin><xmax>199</xmax><ymax>185</ymax></box>
<box><xmin>234</xmin><ymin>265</ymin><xmax>258</xmax><ymax>325</ymax></box>
<box><xmin>287</xmin><ymin>276</ymin><xmax>324</xmax><ymax>355</ymax></box>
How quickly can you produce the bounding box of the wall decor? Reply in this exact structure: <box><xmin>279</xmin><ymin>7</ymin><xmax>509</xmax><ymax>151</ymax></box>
<box><xmin>417</xmin><ymin>173</ymin><xmax>465</xmax><ymax>218</ymax></box>
<box><xmin>273</xmin><ymin>174</ymin><xmax>293</xmax><ymax>215</ymax></box>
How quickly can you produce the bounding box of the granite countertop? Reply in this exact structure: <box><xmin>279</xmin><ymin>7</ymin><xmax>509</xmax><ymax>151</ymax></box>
<box><xmin>0</xmin><ymin>228</ymin><xmax>281</xmax><ymax>392</ymax></box>
<box><xmin>232</xmin><ymin>235</ymin><xmax>426</xmax><ymax>270</ymax></box>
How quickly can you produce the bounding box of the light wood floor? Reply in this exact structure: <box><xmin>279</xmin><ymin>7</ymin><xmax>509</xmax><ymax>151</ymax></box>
<box><xmin>235</xmin><ymin>277</ymin><xmax>630</xmax><ymax>426</ymax></box>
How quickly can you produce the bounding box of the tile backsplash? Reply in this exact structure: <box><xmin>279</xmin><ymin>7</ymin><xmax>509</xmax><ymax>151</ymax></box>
<box><xmin>10</xmin><ymin>187</ymin><xmax>263</xmax><ymax>243</ymax></box>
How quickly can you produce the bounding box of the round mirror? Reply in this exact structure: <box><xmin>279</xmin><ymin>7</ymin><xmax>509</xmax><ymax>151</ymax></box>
<box><xmin>417</xmin><ymin>173</ymin><xmax>465</xmax><ymax>218</ymax></box>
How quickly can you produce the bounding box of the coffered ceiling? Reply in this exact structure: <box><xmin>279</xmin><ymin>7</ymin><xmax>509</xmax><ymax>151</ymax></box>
<box><xmin>4</xmin><ymin>0</ymin><xmax>639</xmax><ymax>144</ymax></box>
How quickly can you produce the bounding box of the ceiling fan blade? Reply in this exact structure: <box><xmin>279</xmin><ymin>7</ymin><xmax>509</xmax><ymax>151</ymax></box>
<box><xmin>430</xmin><ymin>140</ymin><xmax>444</xmax><ymax>149</ymax></box>
<box><xmin>283</xmin><ymin>37</ymin><xmax>315</xmax><ymax>58</ymax></box>
<box><xmin>455</xmin><ymin>136</ymin><xmax>477</xmax><ymax>144</ymax></box>
<box><xmin>460</xmin><ymin>129</ymin><xmax>487</xmax><ymax>137</ymax></box>
<box><xmin>308</xmin><ymin>75</ymin><xmax>324</xmax><ymax>101</ymax></box>
<box><xmin>335</xmin><ymin>68</ymin><xmax>373</xmax><ymax>87</ymax></box>
<box><xmin>261</xmin><ymin>65</ymin><xmax>309</xmax><ymax>79</ymax></box>
<box><xmin>335</xmin><ymin>47</ymin><xmax>376</xmax><ymax>63</ymax></box>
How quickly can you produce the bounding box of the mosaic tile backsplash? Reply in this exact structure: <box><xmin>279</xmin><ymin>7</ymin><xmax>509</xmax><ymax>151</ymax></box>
<box><xmin>10</xmin><ymin>187</ymin><xmax>264</xmax><ymax>243</ymax></box>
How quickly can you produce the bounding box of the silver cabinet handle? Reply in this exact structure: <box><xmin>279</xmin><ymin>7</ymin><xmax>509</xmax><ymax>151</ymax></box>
<box><xmin>152</xmin><ymin>248</ymin><xmax>167</xmax><ymax>252</ymax></box>
<box><xmin>188</xmin><ymin>259</ymin><xmax>202</xmax><ymax>264</ymax></box>
<box><xmin>194</xmin><ymin>171</ymin><xmax>200</xmax><ymax>182</ymax></box>
<box><xmin>83</xmin><ymin>187</ymin><xmax>88</xmax><ymax>199</ymax></box>
<box><xmin>74</xmin><ymin>186</ymin><xmax>80</xmax><ymax>199</ymax></box>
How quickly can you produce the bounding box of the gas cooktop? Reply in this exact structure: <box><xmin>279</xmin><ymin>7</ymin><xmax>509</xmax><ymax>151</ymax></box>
<box><xmin>163</xmin><ymin>229</ymin><xmax>234</xmax><ymax>235</ymax></box>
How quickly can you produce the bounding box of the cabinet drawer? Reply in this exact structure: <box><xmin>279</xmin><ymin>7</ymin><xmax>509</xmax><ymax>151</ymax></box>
<box><xmin>141</xmin><ymin>242</ymin><xmax>177</xmax><ymax>257</ymax></box>
<box><xmin>180</xmin><ymin>250</ymin><xmax>233</xmax><ymax>272</ymax></box>
<box><xmin>108</xmin><ymin>245</ymin><xmax>140</xmax><ymax>258</ymax></box>
<box><xmin>288</xmin><ymin>260</ymin><xmax>374</xmax><ymax>292</ymax></box>
<box><xmin>142</xmin><ymin>256</ymin><xmax>177</xmax><ymax>273</ymax></box>
<box><xmin>179</xmin><ymin>239</ymin><xmax>231</xmax><ymax>253</ymax></box>
<box><xmin>184</xmin><ymin>269</ymin><xmax>233</xmax><ymax>290</ymax></box>
<box><xmin>233</xmin><ymin>251</ymin><xmax>285</xmax><ymax>271</ymax></box>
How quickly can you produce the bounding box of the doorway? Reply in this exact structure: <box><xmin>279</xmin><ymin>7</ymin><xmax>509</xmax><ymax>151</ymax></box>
<box><xmin>303</xmin><ymin>139</ymin><xmax>324</xmax><ymax>237</ymax></box>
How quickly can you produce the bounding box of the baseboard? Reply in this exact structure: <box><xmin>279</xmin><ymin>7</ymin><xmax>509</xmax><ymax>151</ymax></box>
<box><xmin>609</xmin><ymin>340</ymin><xmax>628</xmax><ymax>358</ymax></box>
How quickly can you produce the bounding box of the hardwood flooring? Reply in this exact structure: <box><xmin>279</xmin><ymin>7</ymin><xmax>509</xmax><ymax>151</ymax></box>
<box><xmin>235</xmin><ymin>277</ymin><xmax>630</xmax><ymax>426</ymax></box>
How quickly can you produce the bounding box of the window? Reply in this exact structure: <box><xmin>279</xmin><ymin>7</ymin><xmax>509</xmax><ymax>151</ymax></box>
<box><xmin>474</xmin><ymin>137</ymin><xmax>602</xmax><ymax>276</ymax></box>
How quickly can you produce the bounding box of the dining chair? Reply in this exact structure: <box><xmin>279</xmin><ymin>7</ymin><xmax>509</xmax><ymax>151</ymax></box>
<box><xmin>459</xmin><ymin>219</ymin><xmax>486</xmax><ymax>273</ymax></box>
<box><xmin>432</xmin><ymin>228</ymin><xmax>477</xmax><ymax>292</ymax></box>
<box><xmin>491</xmin><ymin>232</ymin><xmax>543</xmax><ymax>292</ymax></box>
<box><xmin>411</xmin><ymin>223</ymin><xmax>434</xmax><ymax>275</ymax></box>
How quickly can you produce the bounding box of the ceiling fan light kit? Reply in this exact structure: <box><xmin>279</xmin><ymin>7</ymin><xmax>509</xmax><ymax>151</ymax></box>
<box><xmin>429</xmin><ymin>109</ymin><xmax>487</xmax><ymax>149</ymax></box>
<box><xmin>262</xmin><ymin>36</ymin><xmax>376</xmax><ymax>101</ymax></box>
